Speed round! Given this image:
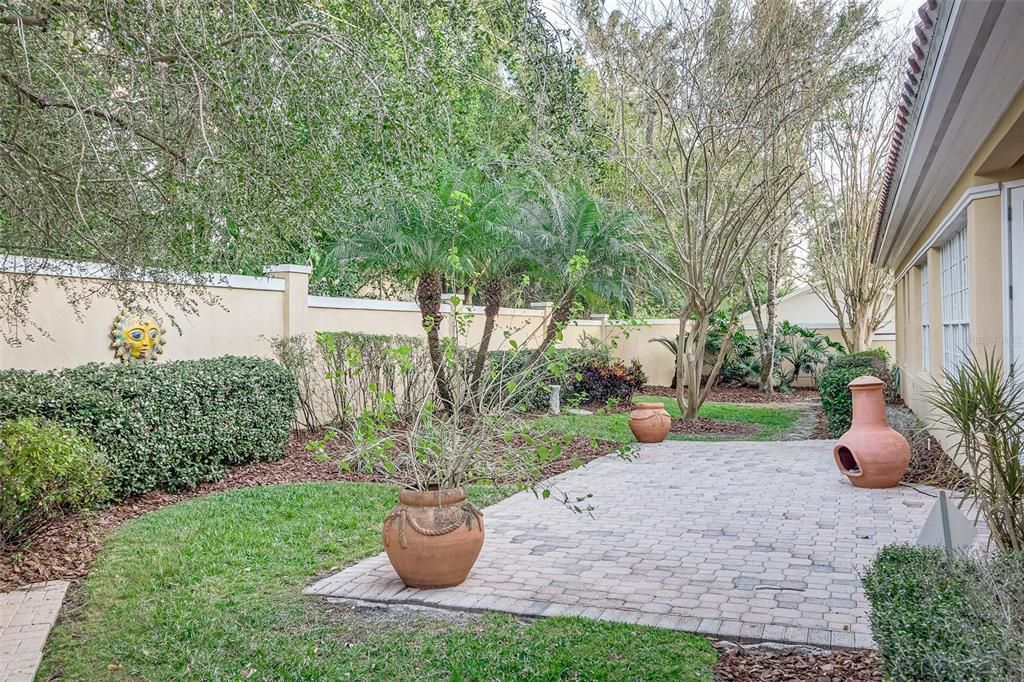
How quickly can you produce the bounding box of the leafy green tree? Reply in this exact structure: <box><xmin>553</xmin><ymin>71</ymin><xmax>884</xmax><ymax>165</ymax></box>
<box><xmin>457</xmin><ymin>175</ymin><xmax>537</xmax><ymax>397</ymax></box>
<box><xmin>0</xmin><ymin>0</ymin><xmax>591</xmax><ymax>341</ymax></box>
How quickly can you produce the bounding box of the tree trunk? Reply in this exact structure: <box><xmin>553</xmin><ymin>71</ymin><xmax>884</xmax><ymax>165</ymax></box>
<box><xmin>676</xmin><ymin>314</ymin><xmax>709</xmax><ymax>420</ymax></box>
<box><xmin>416</xmin><ymin>273</ymin><xmax>455</xmax><ymax>409</ymax></box>
<box><xmin>531</xmin><ymin>293</ymin><xmax>574</xmax><ymax>362</ymax></box>
<box><xmin>841</xmin><ymin>302</ymin><xmax>875</xmax><ymax>353</ymax></box>
<box><xmin>471</xmin><ymin>278</ymin><xmax>502</xmax><ymax>400</ymax></box>
<box><xmin>676</xmin><ymin>311</ymin><xmax>737</xmax><ymax>420</ymax></box>
<box><xmin>758</xmin><ymin>287</ymin><xmax>777</xmax><ymax>393</ymax></box>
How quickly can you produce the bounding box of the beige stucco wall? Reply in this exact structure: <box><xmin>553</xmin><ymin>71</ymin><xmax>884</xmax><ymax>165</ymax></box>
<box><xmin>0</xmin><ymin>272</ymin><xmax>287</xmax><ymax>371</ymax></box>
<box><xmin>0</xmin><ymin>262</ymin><xmax>683</xmax><ymax>386</ymax></box>
<box><xmin>888</xmin><ymin>88</ymin><xmax>1024</xmax><ymax>448</ymax></box>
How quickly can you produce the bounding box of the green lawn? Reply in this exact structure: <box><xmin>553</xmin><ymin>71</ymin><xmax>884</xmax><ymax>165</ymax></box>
<box><xmin>42</xmin><ymin>483</ymin><xmax>716</xmax><ymax>681</ymax></box>
<box><xmin>533</xmin><ymin>395</ymin><xmax>802</xmax><ymax>444</ymax></box>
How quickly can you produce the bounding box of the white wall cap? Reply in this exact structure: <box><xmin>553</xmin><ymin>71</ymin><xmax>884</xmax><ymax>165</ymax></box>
<box><xmin>265</xmin><ymin>264</ymin><xmax>313</xmax><ymax>275</ymax></box>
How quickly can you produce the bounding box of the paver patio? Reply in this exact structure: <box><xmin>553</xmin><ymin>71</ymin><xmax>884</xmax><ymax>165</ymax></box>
<box><xmin>0</xmin><ymin>581</ymin><xmax>69</xmax><ymax>682</ymax></box>
<box><xmin>308</xmin><ymin>439</ymin><xmax>981</xmax><ymax>649</ymax></box>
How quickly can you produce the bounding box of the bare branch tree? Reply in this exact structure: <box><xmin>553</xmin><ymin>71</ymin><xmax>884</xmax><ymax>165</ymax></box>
<box><xmin>804</xmin><ymin>33</ymin><xmax>900</xmax><ymax>353</ymax></box>
<box><xmin>579</xmin><ymin>0</ymin><xmax>877</xmax><ymax>417</ymax></box>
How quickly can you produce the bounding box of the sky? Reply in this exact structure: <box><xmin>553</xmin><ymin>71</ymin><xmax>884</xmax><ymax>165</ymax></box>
<box><xmin>542</xmin><ymin>0</ymin><xmax>923</xmax><ymax>38</ymax></box>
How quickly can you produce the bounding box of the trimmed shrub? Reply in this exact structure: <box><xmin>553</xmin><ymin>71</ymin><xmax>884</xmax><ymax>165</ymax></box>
<box><xmin>818</xmin><ymin>350</ymin><xmax>894</xmax><ymax>436</ymax></box>
<box><xmin>863</xmin><ymin>545</ymin><xmax>1024</xmax><ymax>681</ymax></box>
<box><xmin>1</xmin><ymin>417</ymin><xmax>108</xmax><ymax>545</ymax></box>
<box><xmin>0</xmin><ymin>357</ymin><xmax>297</xmax><ymax>498</ymax></box>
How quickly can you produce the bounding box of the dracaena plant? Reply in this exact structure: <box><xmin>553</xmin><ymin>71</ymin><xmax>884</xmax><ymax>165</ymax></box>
<box><xmin>308</xmin><ymin>296</ymin><xmax>633</xmax><ymax>512</ymax></box>
<box><xmin>927</xmin><ymin>351</ymin><xmax>1024</xmax><ymax>552</ymax></box>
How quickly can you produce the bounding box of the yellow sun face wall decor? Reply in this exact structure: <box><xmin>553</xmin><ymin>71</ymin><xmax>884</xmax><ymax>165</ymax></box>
<box><xmin>111</xmin><ymin>309</ymin><xmax>166</xmax><ymax>363</ymax></box>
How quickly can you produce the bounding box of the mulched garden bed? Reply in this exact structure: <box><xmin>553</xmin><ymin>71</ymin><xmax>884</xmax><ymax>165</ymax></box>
<box><xmin>901</xmin><ymin>431</ymin><xmax>969</xmax><ymax>489</ymax></box>
<box><xmin>644</xmin><ymin>385</ymin><xmax>818</xmax><ymax>404</ymax></box>
<box><xmin>0</xmin><ymin>431</ymin><xmax>616</xmax><ymax>592</ymax></box>
<box><xmin>670</xmin><ymin>418</ymin><xmax>759</xmax><ymax>436</ymax></box>
<box><xmin>714</xmin><ymin>644</ymin><xmax>881</xmax><ymax>681</ymax></box>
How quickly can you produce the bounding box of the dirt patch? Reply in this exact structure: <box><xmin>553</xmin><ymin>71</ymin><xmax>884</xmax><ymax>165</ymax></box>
<box><xmin>810</xmin><ymin>405</ymin><xmax>831</xmax><ymax>439</ymax></box>
<box><xmin>670</xmin><ymin>418</ymin><xmax>759</xmax><ymax>436</ymax></box>
<box><xmin>644</xmin><ymin>385</ymin><xmax>818</xmax><ymax>404</ymax></box>
<box><xmin>714</xmin><ymin>644</ymin><xmax>881</xmax><ymax>681</ymax></box>
<box><xmin>1</xmin><ymin>431</ymin><xmax>617</xmax><ymax>591</ymax></box>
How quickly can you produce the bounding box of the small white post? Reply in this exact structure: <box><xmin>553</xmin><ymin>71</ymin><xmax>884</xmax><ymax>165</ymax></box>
<box><xmin>549</xmin><ymin>384</ymin><xmax>561</xmax><ymax>415</ymax></box>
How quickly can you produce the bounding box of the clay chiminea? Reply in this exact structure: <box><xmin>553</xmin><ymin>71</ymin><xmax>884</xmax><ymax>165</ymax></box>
<box><xmin>833</xmin><ymin>375</ymin><xmax>910</xmax><ymax>488</ymax></box>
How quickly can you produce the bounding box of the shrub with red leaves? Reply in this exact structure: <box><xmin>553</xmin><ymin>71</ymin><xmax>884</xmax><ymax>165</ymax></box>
<box><xmin>577</xmin><ymin>358</ymin><xmax>647</xmax><ymax>405</ymax></box>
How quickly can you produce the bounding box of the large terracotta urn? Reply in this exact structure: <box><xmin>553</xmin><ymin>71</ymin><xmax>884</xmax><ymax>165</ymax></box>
<box><xmin>833</xmin><ymin>375</ymin><xmax>910</xmax><ymax>488</ymax></box>
<box><xmin>629</xmin><ymin>402</ymin><xmax>671</xmax><ymax>443</ymax></box>
<box><xmin>383</xmin><ymin>487</ymin><xmax>484</xmax><ymax>588</ymax></box>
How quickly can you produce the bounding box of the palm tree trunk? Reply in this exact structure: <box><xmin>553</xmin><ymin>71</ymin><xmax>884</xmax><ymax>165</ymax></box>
<box><xmin>416</xmin><ymin>273</ymin><xmax>455</xmax><ymax>409</ymax></box>
<box><xmin>471</xmin><ymin>278</ymin><xmax>502</xmax><ymax>399</ymax></box>
<box><xmin>531</xmin><ymin>293</ymin><xmax>574</xmax><ymax>362</ymax></box>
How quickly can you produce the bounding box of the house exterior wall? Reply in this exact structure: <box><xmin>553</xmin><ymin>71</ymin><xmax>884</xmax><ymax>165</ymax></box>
<box><xmin>888</xmin><ymin>87</ymin><xmax>1024</xmax><ymax>428</ymax></box>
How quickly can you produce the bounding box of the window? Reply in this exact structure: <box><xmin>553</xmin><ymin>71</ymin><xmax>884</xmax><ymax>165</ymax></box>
<box><xmin>920</xmin><ymin>263</ymin><xmax>929</xmax><ymax>372</ymax></box>
<box><xmin>940</xmin><ymin>229</ymin><xmax>970</xmax><ymax>373</ymax></box>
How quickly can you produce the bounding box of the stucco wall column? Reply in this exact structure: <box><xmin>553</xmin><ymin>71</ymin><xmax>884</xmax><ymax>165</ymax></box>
<box><xmin>266</xmin><ymin>264</ymin><xmax>312</xmax><ymax>338</ymax></box>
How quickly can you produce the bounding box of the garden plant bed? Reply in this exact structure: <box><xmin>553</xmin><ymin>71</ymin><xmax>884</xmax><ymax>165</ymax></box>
<box><xmin>714</xmin><ymin>644</ymin><xmax>881</xmax><ymax>681</ymax></box>
<box><xmin>1</xmin><ymin>430</ymin><xmax>615</xmax><ymax>591</ymax></box>
<box><xmin>670</xmin><ymin>417</ymin><xmax>759</xmax><ymax>436</ymax></box>
<box><xmin>643</xmin><ymin>384</ymin><xmax>819</xmax><ymax>404</ymax></box>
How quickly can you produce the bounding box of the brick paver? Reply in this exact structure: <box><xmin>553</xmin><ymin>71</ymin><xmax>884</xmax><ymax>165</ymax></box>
<box><xmin>307</xmin><ymin>440</ymin><xmax>981</xmax><ymax>649</ymax></box>
<box><xmin>0</xmin><ymin>581</ymin><xmax>68</xmax><ymax>681</ymax></box>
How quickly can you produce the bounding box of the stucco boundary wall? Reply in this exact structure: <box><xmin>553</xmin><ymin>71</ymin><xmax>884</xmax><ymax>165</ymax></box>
<box><xmin>0</xmin><ymin>258</ymin><xmax>680</xmax><ymax>385</ymax></box>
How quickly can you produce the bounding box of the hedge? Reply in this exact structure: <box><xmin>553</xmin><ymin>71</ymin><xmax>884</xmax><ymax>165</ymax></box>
<box><xmin>0</xmin><ymin>357</ymin><xmax>297</xmax><ymax>498</ymax></box>
<box><xmin>863</xmin><ymin>545</ymin><xmax>1024</xmax><ymax>680</ymax></box>
<box><xmin>818</xmin><ymin>350</ymin><xmax>894</xmax><ymax>437</ymax></box>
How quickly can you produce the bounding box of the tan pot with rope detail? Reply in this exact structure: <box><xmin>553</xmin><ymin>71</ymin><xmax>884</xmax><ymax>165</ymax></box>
<box><xmin>628</xmin><ymin>402</ymin><xmax>671</xmax><ymax>443</ymax></box>
<box><xmin>382</xmin><ymin>487</ymin><xmax>484</xmax><ymax>588</ymax></box>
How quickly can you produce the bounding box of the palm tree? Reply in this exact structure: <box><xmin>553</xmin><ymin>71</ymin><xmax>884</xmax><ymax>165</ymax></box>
<box><xmin>458</xmin><ymin>177</ymin><xmax>536</xmax><ymax>397</ymax></box>
<box><xmin>527</xmin><ymin>183</ymin><xmax>641</xmax><ymax>359</ymax></box>
<box><xmin>335</xmin><ymin>193</ymin><xmax>459</xmax><ymax>408</ymax></box>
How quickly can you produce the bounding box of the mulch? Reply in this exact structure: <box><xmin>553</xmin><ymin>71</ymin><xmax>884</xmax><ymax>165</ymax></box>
<box><xmin>670</xmin><ymin>418</ymin><xmax>759</xmax><ymax>436</ymax></box>
<box><xmin>643</xmin><ymin>385</ymin><xmax>819</xmax><ymax>404</ymax></box>
<box><xmin>0</xmin><ymin>431</ymin><xmax>617</xmax><ymax>592</ymax></box>
<box><xmin>902</xmin><ymin>432</ymin><xmax>969</xmax><ymax>490</ymax></box>
<box><xmin>714</xmin><ymin>644</ymin><xmax>881</xmax><ymax>681</ymax></box>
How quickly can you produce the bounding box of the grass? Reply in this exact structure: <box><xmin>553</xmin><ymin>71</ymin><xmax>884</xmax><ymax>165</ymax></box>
<box><xmin>533</xmin><ymin>395</ymin><xmax>802</xmax><ymax>444</ymax></box>
<box><xmin>42</xmin><ymin>483</ymin><xmax>716</xmax><ymax>681</ymax></box>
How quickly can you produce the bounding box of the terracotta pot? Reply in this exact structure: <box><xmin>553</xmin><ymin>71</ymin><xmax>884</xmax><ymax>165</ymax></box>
<box><xmin>629</xmin><ymin>402</ymin><xmax>671</xmax><ymax>443</ymax></box>
<box><xmin>382</xmin><ymin>487</ymin><xmax>484</xmax><ymax>589</ymax></box>
<box><xmin>833</xmin><ymin>375</ymin><xmax>910</xmax><ymax>488</ymax></box>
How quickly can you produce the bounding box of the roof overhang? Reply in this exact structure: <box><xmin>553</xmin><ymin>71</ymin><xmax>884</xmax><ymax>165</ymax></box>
<box><xmin>873</xmin><ymin>0</ymin><xmax>1024</xmax><ymax>268</ymax></box>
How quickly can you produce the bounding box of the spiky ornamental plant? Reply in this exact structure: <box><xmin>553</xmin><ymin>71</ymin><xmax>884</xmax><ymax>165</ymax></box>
<box><xmin>927</xmin><ymin>352</ymin><xmax>1024</xmax><ymax>553</ymax></box>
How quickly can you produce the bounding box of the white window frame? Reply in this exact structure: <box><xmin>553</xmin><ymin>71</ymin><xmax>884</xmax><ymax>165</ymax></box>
<box><xmin>940</xmin><ymin>228</ymin><xmax>970</xmax><ymax>373</ymax></box>
<box><xmin>920</xmin><ymin>263</ymin><xmax>930</xmax><ymax>372</ymax></box>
